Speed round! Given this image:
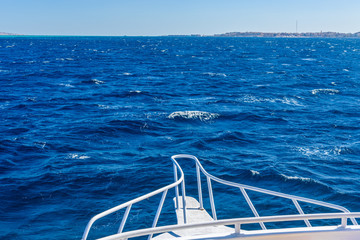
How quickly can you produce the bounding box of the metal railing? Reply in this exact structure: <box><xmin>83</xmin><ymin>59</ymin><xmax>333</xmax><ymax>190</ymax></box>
<box><xmin>98</xmin><ymin>212</ymin><xmax>360</xmax><ymax>240</ymax></box>
<box><xmin>81</xmin><ymin>158</ymin><xmax>186</xmax><ymax>240</ymax></box>
<box><xmin>171</xmin><ymin>154</ymin><xmax>358</xmax><ymax>229</ymax></box>
<box><xmin>82</xmin><ymin>154</ymin><xmax>358</xmax><ymax>240</ymax></box>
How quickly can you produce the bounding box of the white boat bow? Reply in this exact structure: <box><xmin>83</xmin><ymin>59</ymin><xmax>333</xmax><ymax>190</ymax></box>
<box><xmin>82</xmin><ymin>154</ymin><xmax>360</xmax><ymax>240</ymax></box>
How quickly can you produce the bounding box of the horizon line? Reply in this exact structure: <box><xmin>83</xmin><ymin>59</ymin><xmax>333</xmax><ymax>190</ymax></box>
<box><xmin>1</xmin><ymin>30</ymin><xmax>360</xmax><ymax>37</ymax></box>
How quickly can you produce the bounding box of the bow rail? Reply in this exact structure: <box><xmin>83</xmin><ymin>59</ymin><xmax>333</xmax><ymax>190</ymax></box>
<box><xmin>82</xmin><ymin>154</ymin><xmax>358</xmax><ymax>240</ymax></box>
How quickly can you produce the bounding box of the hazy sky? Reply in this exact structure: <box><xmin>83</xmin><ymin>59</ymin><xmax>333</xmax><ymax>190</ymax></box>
<box><xmin>1</xmin><ymin>0</ymin><xmax>359</xmax><ymax>36</ymax></box>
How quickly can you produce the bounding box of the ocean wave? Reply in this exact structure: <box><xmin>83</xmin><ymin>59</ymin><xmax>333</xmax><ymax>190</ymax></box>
<box><xmin>301</xmin><ymin>58</ymin><xmax>317</xmax><ymax>61</ymax></box>
<box><xmin>296</xmin><ymin>145</ymin><xmax>356</xmax><ymax>158</ymax></box>
<box><xmin>206</xmin><ymin>131</ymin><xmax>254</xmax><ymax>144</ymax></box>
<box><xmin>168</xmin><ymin>111</ymin><xmax>220</xmax><ymax>121</ymax></box>
<box><xmin>59</xmin><ymin>83</ymin><xmax>75</xmax><ymax>88</ymax></box>
<box><xmin>92</xmin><ymin>79</ymin><xmax>105</xmax><ymax>85</ymax></box>
<box><xmin>311</xmin><ymin>88</ymin><xmax>339</xmax><ymax>95</ymax></box>
<box><xmin>297</xmin><ymin>146</ymin><xmax>332</xmax><ymax>158</ymax></box>
<box><xmin>66</xmin><ymin>153</ymin><xmax>90</xmax><ymax>159</ymax></box>
<box><xmin>129</xmin><ymin>90</ymin><xmax>142</xmax><ymax>94</ymax></box>
<box><xmin>240</xmin><ymin>95</ymin><xmax>303</xmax><ymax>106</ymax></box>
<box><xmin>97</xmin><ymin>104</ymin><xmax>122</xmax><ymax>110</ymax></box>
<box><xmin>202</xmin><ymin>72</ymin><xmax>227</xmax><ymax>77</ymax></box>
<box><xmin>280</xmin><ymin>174</ymin><xmax>312</xmax><ymax>182</ymax></box>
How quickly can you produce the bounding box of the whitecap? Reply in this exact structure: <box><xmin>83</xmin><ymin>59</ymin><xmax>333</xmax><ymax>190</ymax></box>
<box><xmin>168</xmin><ymin>111</ymin><xmax>219</xmax><ymax>121</ymax></box>
<box><xmin>130</xmin><ymin>90</ymin><xmax>142</xmax><ymax>93</ymax></box>
<box><xmin>67</xmin><ymin>153</ymin><xmax>90</xmax><ymax>159</ymax></box>
<box><xmin>280</xmin><ymin>97</ymin><xmax>303</xmax><ymax>106</ymax></box>
<box><xmin>301</xmin><ymin>58</ymin><xmax>317</xmax><ymax>61</ymax></box>
<box><xmin>249</xmin><ymin>57</ymin><xmax>264</xmax><ymax>61</ymax></box>
<box><xmin>241</xmin><ymin>95</ymin><xmax>275</xmax><ymax>104</ymax></box>
<box><xmin>296</xmin><ymin>146</ymin><xmax>342</xmax><ymax>159</ymax></box>
<box><xmin>250</xmin><ymin>170</ymin><xmax>260</xmax><ymax>176</ymax></box>
<box><xmin>123</xmin><ymin>72</ymin><xmax>132</xmax><ymax>75</ymax></box>
<box><xmin>240</xmin><ymin>95</ymin><xmax>302</xmax><ymax>106</ymax></box>
<box><xmin>203</xmin><ymin>72</ymin><xmax>227</xmax><ymax>77</ymax></box>
<box><xmin>59</xmin><ymin>83</ymin><xmax>75</xmax><ymax>88</ymax></box>
<box><xmin>98</xmin><ymin>104</ymin><xmax>122</xmax><ymax>110</ymax></box>
<box><xmin>311</xmin><ymin>89</ymin><xmax>339</xmax><ymax>95</ymax></box>
<box><xmin>343</xmin><ymin>69</ymin><xmax>349</xmax><ymax>72</ymax></box>
<box><xmin>281</xmin><ymin>174</ymin><xmax>312</xmax><ymax>182</ymax></box>
<box><xmin>92</xmin><ymin>79</ymin><xmax>104</xmax><ymax>85</ymax></box>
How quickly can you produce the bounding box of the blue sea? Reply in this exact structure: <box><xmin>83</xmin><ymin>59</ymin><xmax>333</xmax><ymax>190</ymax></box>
<box><xmin>1</xmin><ymin>36</ymin><xmax>360</xmax><ymax>239</ymax></box>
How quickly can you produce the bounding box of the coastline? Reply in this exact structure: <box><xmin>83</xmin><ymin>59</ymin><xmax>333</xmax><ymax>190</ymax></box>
<box><xmin>1</xmin><ymin>31</ymin><xmax>360</xmax><ymax>38</ymax></box>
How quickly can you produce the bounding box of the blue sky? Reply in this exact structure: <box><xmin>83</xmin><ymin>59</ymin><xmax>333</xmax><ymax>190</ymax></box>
<box><xmin>1</xmin><ymin>0</ymin><xmax>359</xmax><ymax>36</ymax></box>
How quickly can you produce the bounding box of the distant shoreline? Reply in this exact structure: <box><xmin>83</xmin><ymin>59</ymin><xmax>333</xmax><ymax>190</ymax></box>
<box><xmin>212</xmin><ymin>31</ymin><xmax>360</xmax><ymax>38</ymax></box>
<box><xmin>0</xmin><ymin>32</ymin><xmax>22</xmax><ymax>36</ymax></box>
<box><xmin>1</xmin><ymin>31</ymin><xmax>360</xmax><ymax>38</ymax></box>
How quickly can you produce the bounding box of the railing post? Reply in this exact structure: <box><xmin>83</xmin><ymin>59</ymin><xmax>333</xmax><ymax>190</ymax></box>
<box><xmin>118</xmin><ymin>204</ymin><xmax>132</xmax><ymax>234</ymax></box>
<box><xmin>207</xmin><ymin>177</ymin><xmax>217</xmax><ymax>220</ymax></box>
<box><xmin>341</xmin><ymin>217</ymin><xmax>347</xmax><ymax>228</ymax></box>
<box><xmin>174</xmin><ymin>163</ymin><xmax>180</xmax><ymax>210</ymax></box>
<box><xmin>181</xmin><ymin>176</ymin><xmax>187</xmax><ymax>224</ymax></box>
<box><xmin>235</xmin><ymin>223</ymin><xmax>241</xmax><ymax>234</ymax></box>
<box><xmin>148</xmin><ymin>190</ymin><xmax>168</xmax><ymax>240</ymax></box>
<box><xmin>196</xmin><ymin>164</ymin><xmax>204</xmax><ymax>210</ymax></box>
<box><xmin>239</xmin><ymin>187</ymin><xmax>266</xmax><ymax>230</ymax></box>
<box><xmin>292</xmin><ymin>199</ymin><xmax>311</xmax><ymax>227</ymax></box>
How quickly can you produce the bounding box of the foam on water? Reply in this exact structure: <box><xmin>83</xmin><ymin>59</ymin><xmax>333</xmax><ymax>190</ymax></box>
<box><xmin>67</xmin><ymin>153</ymin><xmax>90</xmax><ymax>159</ymax></box>
<box><xmin>240</xmin><ymin>95</ymin><xmax>303</xmax><ymax>106</ymax></box>
<box><xmin>59</xmin><ymin>83</ymin><xmax>75</xmax><ymax>88</ymax></box>
<box><xmin>168</xmin><ymin>111</ymin><xmax>220</xmax><ymax>121</ymax></box>
<box><xmin>92</xmin><ymin>79</ymin><xmax>105</xmax><ymax>85</ymax></box>
<box><xmin>202</xmin><ymin>72</ymin><xmax>227</xmax><ymax>77</ymax></box>
<box><xmin>280</xmin><ymin>174</ymin><xmax>312</xmax><ymax>183</ymax></box>
<box><xmin>250</xmin><ymin>170</ymin><xmax>260</xmax><ymax>176</ymax></box>
<box><xmin>311</xmin><ymin>88</ymin><xmax>340</xmax><ymax>95</ymax></box>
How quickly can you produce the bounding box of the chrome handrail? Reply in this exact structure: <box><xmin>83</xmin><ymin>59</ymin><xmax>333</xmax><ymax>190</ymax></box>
<box><xmin>171</xmin><ymin>154</ymin><xmax>358</xmax><ymax>228</ymax></box>
<box><xmin>98</xmin><ymin>212</ymin><xmax>360</xmax><ymax>240</ymax></box>
<box><xmin>82</xmin><ymin>154</ymin><xmax>358</xmax><ymax>240</ymax></box>
<box><xmin>81</xmin><ymin>158</ymin><xmax>185</xmax><ymax>240</ymax></box>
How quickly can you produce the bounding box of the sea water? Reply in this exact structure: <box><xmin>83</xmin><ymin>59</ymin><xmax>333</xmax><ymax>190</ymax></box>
<box><xmin>1</xmin><ymin>36</ymin><xmax>360</xmax><ymax>239</ymax></box>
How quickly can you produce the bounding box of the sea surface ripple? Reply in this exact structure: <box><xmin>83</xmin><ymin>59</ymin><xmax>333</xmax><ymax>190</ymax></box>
<box><xmin>1</xmin><ymin>36</ymin><xmax>360</xmax><ymax>239</ymax></box>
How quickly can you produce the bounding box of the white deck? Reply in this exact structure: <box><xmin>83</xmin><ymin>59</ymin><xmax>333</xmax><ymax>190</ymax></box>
<box><xmin>154</xmin><ymin>196</ymin><xmax>233</xmax><ymax>240</ymax></box>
